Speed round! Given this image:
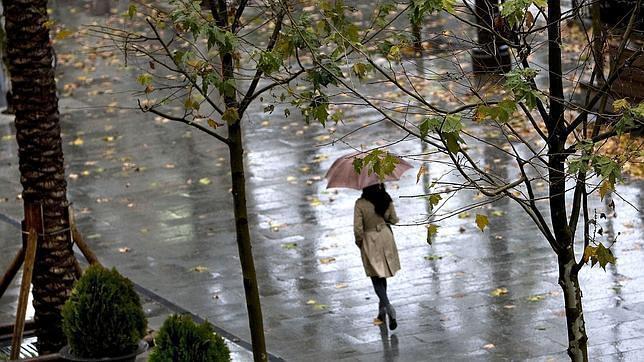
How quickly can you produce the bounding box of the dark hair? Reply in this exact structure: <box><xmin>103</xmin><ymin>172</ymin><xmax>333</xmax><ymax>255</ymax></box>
<box><xmin>362</xmin><ymin>183</ymin><xmax>392</xmax><ymax>218</ymax></box>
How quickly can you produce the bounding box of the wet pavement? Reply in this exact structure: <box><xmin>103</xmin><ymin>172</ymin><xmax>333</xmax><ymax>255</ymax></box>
<box><xmin>1</xmin><ymin>2</ymin><xmax>644</xmax><ymax>361</ymax></box>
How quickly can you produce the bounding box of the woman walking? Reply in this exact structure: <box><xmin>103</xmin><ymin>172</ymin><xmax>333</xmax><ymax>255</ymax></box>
<box><xmin>354</xmin><ymin>183</ymin><xmax>400</xmax><ymax>330</ymax></box>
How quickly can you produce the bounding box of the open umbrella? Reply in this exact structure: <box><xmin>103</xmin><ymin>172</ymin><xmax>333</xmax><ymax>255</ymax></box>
<box><xmin>325</xmin><ymin>152</ymin><xmax>413</xmax><ymax>190</ymax></box>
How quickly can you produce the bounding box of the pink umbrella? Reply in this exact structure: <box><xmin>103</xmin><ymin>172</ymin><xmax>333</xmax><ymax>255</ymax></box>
<box><xmin>325</xmin><ymin>152</ymin><xmax>413</xmax><ymax>190</ymax></box>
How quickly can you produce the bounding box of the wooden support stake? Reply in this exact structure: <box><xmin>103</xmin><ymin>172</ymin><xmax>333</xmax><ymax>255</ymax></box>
<box><xmin>0</xmin><ymin>247</ymin><xmax>25</xmax><ymax>298</ymax></box>
<box><xmin>10</xmin><ymin>229</ymin><xmax>37</xmax><ymax>360</ymax></box>
<box><xmin>69</xmin><ymin>208</ymin><xmax>101</xmax><ymax>267</ymax></box>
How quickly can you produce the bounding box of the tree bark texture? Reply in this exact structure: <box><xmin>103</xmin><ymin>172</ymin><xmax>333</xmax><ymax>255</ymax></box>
<box><xmin>228</xmin><ymin>122</ymin><xmax>267</xmax><ymax>362</ymax></box>
<box><xmin>558</xmin><ymin>251</ymin><xmax>589</xmax><ymax>361</ymax></box>
<box><xmin>4</xmin><ymin>0</ymin><xmax>78</xmax><ymax>353</ymax></box>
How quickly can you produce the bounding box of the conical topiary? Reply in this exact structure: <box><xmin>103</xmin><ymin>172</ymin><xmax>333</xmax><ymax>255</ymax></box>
<box><xmin>61</xmin><ymin>265</ymin><xmax>147</xmax><ymax>358</ymax></box>
<box><xmin>149</xmin><ymin>314</ymin><xmax>230</xmax><ymax>362</ymax></box>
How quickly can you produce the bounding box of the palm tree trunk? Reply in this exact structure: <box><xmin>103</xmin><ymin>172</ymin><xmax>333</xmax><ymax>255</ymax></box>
<box><xmin>4</xmin><ymin>0</ymin><xmax>78</xmax><ymax>353</ymax></box>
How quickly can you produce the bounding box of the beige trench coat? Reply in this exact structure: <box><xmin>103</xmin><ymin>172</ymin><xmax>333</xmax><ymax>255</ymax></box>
<box><xmin>354</xmin><ymin>198</ymin><xmax>401</xmax><ymax>278</ymax></box>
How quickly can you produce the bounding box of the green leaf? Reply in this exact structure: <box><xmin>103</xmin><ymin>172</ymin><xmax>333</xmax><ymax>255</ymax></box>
<box><xmin>258</xmin><ymin>51</ymin><xmax>282</xmax><ymax>75</ymax></box>
<box><xmin>127</xmin><ymin>4</ymin><xmax>137</xmax><ymax>19</ymax></box>
<box><xmin>442</xmin><ymin>114</ymin><xmax>462</xmax><ymax>133</ymax></box>
<box><xmin>351</xmin><ymin>63</ymin><xmax>371</xmax><ymax>80</ymax></box>
<box><xmin>428</xmin><ymin>194</ymin><xmax>442</xmax><ymax>207</ymax></box>
<box><xmin>137</xmin><ymin>73</ymin><xmax>153</xmax><ymax>86</ymax></box>
<box><xmin>426</xmin><ymin>224</ymin><xmax>439</xmax><ymax>245</ymax></box>
<box><xmin>444</xmin><ymin>132</ymin><xmax>461</xmax><ymax>154</ymax></box>
<box><xmin>222</xmin><ymin>107</ymin><xmax>240</xmax><ymax>125</ymax></box>
<box><xmin>475</xmin><ymin>214</ymin><xmax>489</xmax><ymax>232</ymax></box>
<box><xmin>419</xmin><ymin>117</ymin><xmax>441</xmax><ymax>138</ymax></box>
<box><xmin>594</xmin><ymin>243</ymin><xmax>616</xmax><ymax>270</ymax></box>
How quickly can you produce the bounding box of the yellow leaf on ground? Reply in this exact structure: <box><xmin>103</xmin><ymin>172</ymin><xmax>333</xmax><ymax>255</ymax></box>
<box><xmin>490</xmin><ymin>287</ymin><xmax>508</xmax><ymax>297</ymax></box>
<box><xmin>198</xmin><ymin>177</ymin><xmax>212</xmax><ymax>185</ymax></box>
<box><xmin>118</xmin><ymin>247</ymin><xmax>130</xmax><ymax>253</ymax></box>
<box><xmin>335</xmin><ymin>283</ymin><xmax>348</xmax><ymax>289</ymax></box>
<box><xmin>71</xmin><ymin>137</ymin><xmax>84</xmax><ymax>146</ymax></box>
<box><xmin>306</xmin><ymin>299</ymin><xmax>316</xmax><ymax>305</ymax></box>
<box><xmin>319</xmin><ymin>257</ymin><xmax>336</xmax><ymax>264</ymax></box>
<box><xmin>192</xmin><ymin>265</ymin><xmax>208</xmax><ymax>272</ymax></box>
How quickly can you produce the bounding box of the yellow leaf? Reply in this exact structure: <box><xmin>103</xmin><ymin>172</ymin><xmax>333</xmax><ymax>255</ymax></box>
<box><xmin>483</xmin><ymin>343</ymin><xmax>495</xmax><ymax>350</ymax></box>
<box><xmin>335</xmin><ymin>283</ymin><xmax>348</xmax><ymax>289</ymax></box>
<box><xmin>416</xmin><ymin>164</ymin><xmax>427</xmax><ymax>184</ymax></box>
<box><xmin>71</xmin><ymin>137</ymin><xmax>84</xmax><ymax>146</ymax></box>
<box><xmin>198</xmin><ymin>177</ymin><xmax>212</xmax><ymax>185</ymax></box>
<box><xmin>306</xmin><ymin>299</ymin><xmax>316</xmax><ymax>305</ymax></box>
<box><xmin>207</xmin><ymin>119</ymin><xmax>223</xmax><ymax>129</ymax></box>
<box><xmin>192</xmin><ymin>265</ymin><xmax>208</xmax><ymax>272</ymax></box>
<box><xmin>490</xmin><ymin>287</ymin><xmax>508</xmax><ymax>297</ymax></box>
<box><xmin>613</xmin><ymin>98</ymin><xmax>630</xmax><ymax>111</ymax></box>
<box><xmin>319</xmin><ymin>257</ymin><xmax>336</xmax><ymax>264</ymax></box>
<box><xmin>457</xmin><ymin>211</ymin><xmax>470</xmax><ymax>219</ymax></box>
<box><xmin>527</xmin><ymin>294</ymin><xmax>545</xmax><ymax>302</ymax></box>
<box><xmin>309</xmin><ymin>198</ymin><xmax>322</xmax><ymax>207</ymax></box>
<box><xmin>599</xmin><ymin>180</ymin><xmax>613</xmax><ymax>201</ymax></box>
<box><xmin>54</xmin><ymin>28</ymin><xmax>73</xmax><ymax>40</ymax></box>
<box><xmin>475</xmin><ymin>214</ymin><xmax>489</xmax><ymax>232</ymax></box>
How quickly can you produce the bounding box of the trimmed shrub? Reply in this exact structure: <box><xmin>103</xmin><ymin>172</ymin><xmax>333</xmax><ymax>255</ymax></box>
<box><xmin>61</xmin><ymin>265</ymin><xmax>147</xmax><ymax>358</ymax></box>
<box><xmin>149</xmin><ymin>314</ymin><xmax>231</xmax><ymax>362</ymax></box>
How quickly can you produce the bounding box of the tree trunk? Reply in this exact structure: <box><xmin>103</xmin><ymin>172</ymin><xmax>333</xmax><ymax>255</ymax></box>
<box><xmin>228</xmin><ymin>122</ymin><xmax>267</xmax><ymax>362</ymax></box>
<box><xmin>208</xmin><ymin>1</ymin><xmax>267</xmax><ymax>359</ymax></box>
<box><xmin>411</xmin><ymin>20</ymin><xmax>422</xmax><ymax>54</ymax></box>
<box><xmin>558</xmin><ymin>250</ymin><xmax>589</xmax><ymax>361</ymax></box>
<box><xmin>4</xmin><ymin>0</ymin><xmax>78</xmax><ymax>353</ymax></box>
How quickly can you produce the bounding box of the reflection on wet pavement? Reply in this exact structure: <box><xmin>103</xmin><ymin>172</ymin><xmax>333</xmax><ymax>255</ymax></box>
<box><xmin>0</xmin><ymin>1</ymin><xmax>643</xmax><ymax>361</ymax></box>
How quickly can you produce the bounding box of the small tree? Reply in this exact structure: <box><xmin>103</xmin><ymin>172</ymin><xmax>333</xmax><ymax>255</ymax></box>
<box><xmin>269</xmin><ymin>0</ymin><xmax>641</xmax><ymax>360</ymax></box>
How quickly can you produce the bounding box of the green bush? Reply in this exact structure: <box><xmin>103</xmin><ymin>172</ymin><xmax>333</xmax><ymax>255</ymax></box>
<box><xmin>61</xmin><ymin>265</ymin><xmax>147</xmax><ymax>358</ymax></box>
<box><xmin>149</xmin><ymin>314</ymin><xmax>231</xmax><ymax>362</ymax></box>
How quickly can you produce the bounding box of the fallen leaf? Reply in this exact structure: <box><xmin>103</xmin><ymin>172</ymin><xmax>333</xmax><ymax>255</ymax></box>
<box><xmin>490</xmin><ymin>287</ymin><xmax>508</xmax><ymax>297</ymax></box>
<box><xmin>335</xmin><ymin>283</ymin><xmax>348</xmax><ymax>289</ymax></box>
<box><xmin>483</xmin><ymin>343</ymin><xmax>495</xmax><ymax>350</ymax></box>
<box><xmin>71</xmin><ymin>137</ymin><xmax>84</xmax><ymax>146</ymax></box>
<box><xmin>313</xmin><ymin>304</ymin><xmax>328</xmax><ymax>310</ymax></box>
<box><xmin>319</xmin><ymin>257</ymin><xmax>336</xmax><ymax>264</ymax></box>
<box><xmin>282</xmin><ymin>242</ymin><xmax>297</xmax><ymax>250</ymax></box>
<box><xmin>192</xmin><ymin>265</ymin><xmax>208</xmax><ymax>272</ymax></box>
<box><xmin>309</xmin><ymin>198</ymin><xmax>322</xmax><ymax>207</ymax></box>
<box><xmin>424</xmin><ymin>254</ymin><xmax>443</xmax><ymax>261</ymax></box>
<box><xmin>458</xmin><ymin>211</ymin><xmax>470</xmax><ymax>219</ymax></box>
<box><xmin>118</xmin><ymin>247</ymin><xmax>130</xmax><ymax>253</ymax></box>
<box><xmin>306</xmin><ymin>299</ymin><xmax>316</xmax><ymax>305</ymax></box>
<box><xmin>527</xmin><ymin>294</ymin><xmax>545</xmax><ymax>302</ymax></box>
<box><xmin>198</xmin><ymin>177</ymin><xmax>212</xmax><ymax>185</ymax></box>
